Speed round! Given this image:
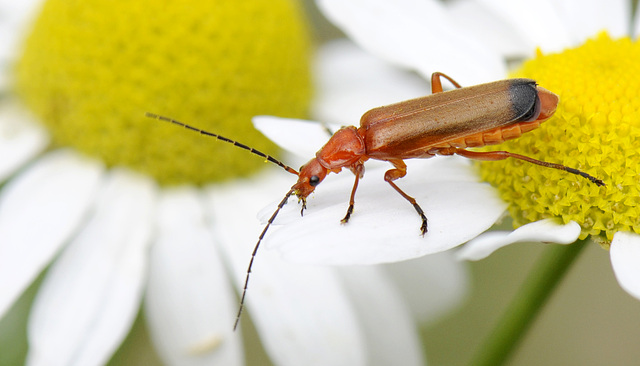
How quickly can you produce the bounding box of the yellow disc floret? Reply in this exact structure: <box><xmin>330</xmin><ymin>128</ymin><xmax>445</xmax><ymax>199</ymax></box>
<box><xmin>478</xmin><ymin>33</ymin><xmax>640</xmax><ymax>245</ymax></box>
<box><xmin>16</xmin><ymin>0</ymin><xmax>312</xmax><ymax>185</ymax></box>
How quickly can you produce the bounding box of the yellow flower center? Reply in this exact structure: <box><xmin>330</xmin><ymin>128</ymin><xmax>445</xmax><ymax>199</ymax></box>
<box><xmin>478</xmin><ymin>33</ymin><xmax>640</xmax><ymax>246</ymax></box>
<box><xmin>15</xmin><ymin>0</ymin><xmax>312</xmax><ymax>185</ymax></box>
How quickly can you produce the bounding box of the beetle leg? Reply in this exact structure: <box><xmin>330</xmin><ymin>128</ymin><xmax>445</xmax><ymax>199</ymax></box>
<box><xmin>384</xmin><ymin>159</ymin><xmax>428</xmax><ymax>235</ymax></box>
<box><xmin>298</xmin><ymin>197</ymin><xmax>307</xmax><ymax>216</ymax></box>
<box><xmin>447</xmin><ymin>148</ymin><xmax>605</xmax><ymax>186</ymax></box>
<box><xmin>431</xmin><ymin>72</ymin><xmax>463</xmax><ymax>93</ymax></box>
<box><xmin>341</xmin><ymin>164</ymin><xmax>365</xmax><ymax>224</ymax></box>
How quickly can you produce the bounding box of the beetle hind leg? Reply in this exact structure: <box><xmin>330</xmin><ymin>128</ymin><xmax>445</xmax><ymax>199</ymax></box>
<box><xmin>446</xmin><ymin>148</ymin><xmax>605</xmax><ymax>186</ymax></box>
<box><xmin>384</xmin><ymin>160</ymin><xmax>428</xmax><ymax>235</ymax></box>
<box><xmin>431</xmin><ymin>72</ymin><xmax>463</xmax><ymax>93</ymax></box>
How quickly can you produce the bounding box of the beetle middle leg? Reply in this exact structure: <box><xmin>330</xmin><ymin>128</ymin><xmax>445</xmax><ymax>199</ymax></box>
<box><xmin>383</xmin><ymin>159</ymin><xmax>428</xmax><ymax>235</ymax></box>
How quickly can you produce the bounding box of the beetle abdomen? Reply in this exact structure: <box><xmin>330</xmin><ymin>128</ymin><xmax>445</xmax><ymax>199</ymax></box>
<box><xmin>444</xmin><ymin>120</ymin><xmax>541</xmax><ymax>148</ymax></box>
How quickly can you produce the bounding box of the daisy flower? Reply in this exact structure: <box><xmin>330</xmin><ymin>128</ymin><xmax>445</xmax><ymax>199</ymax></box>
<box><xmin>0</xmin><ymin>0</ymin><xmax>477</xmax><ymax>365</ymax></box>
<box><xmin>261</xmin><ymin>0</ymin><xmax>640</xmax><ymax>301</ymax></box>
<box><xmin>290</xmin><ymin>0</ymin><xmax>640</xmax><ymax>362</ymax></box>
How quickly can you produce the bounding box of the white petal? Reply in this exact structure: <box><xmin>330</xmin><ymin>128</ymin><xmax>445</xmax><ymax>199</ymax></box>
<box><xmin>253</xmin><ymin>115</ymin><xmax>398</xmax><ymax>172</ymax></box>
<box><xmin>0</xmin><ymin>150</ymin><xmax>104</xmax><ymax>319</ymax></box>
<box><xmin>0</xmin><ymin>104</ymin><xmax>49</xmax><ymax>182</ymax></box>
<box><xmin>261</xmin><ymin>158</ymin><xmax>506</xmax><ymax>264</ymax></box>
<box><xmin>457</xmin><ymin>219</ymin><xmax>581</xmax><ymax>261</ymax></box>
<box><xmin>0</xmin><ymin>0</ymin><xmax>43</xmax><ymax>85</ymax></box>
<box><xmin>316</xmin><ymin>0</ymin><xmax>506</xmax><ymax>85</ymax></box>
<box><xmin>145</xmin><ymin>187</ymin><xmax>243</xmax><ymax>366</ymax></box>
<box><xmin>253</xmin><ymin>116</ymin><xmax>337</xmax><ymax>159</ymax></box>
<box><xmin>447</xmin><ymin>0</ymin><xmax>531</xmax><ymax>58</ymax></box>
<box><xmin>474</xmin><ymin>0</ymin><xmax>572</xmax><ymax>53</ymax></box>
<box><xmin>337</xmin><ymin>266</ymin><xmax>424</xmax><ymax>366</ymax></box>
<box><xmin>26</xmin><ymin>169</ymin><xmax>157</xmax><ymax>366</ymax></box>
<box><xmin>554</xmin><ymin>0</ymin><xmax>630</xmax><ymax>42</ymax></box>
<box><xmin>610</xmin><ymin>231</ymin><xmax>640</xmax><ymax>300</ymax></box>
<box><xmin>384</xmin><ymin>252</ymin><xmax>469</xmax><ymax>324</ymax></box>
<box><xmin>206</xmin><ymin>172</ymin><xmax>367</xmax><ymax>366</ymax></box>
<box><xmin>311</xmin><ymin>39</ymin><xmax>430</xmax><ymax>125</ymax></box>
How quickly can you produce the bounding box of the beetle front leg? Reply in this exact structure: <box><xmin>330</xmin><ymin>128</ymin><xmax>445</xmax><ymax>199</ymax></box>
<box><xmin>341</xmin><ymin>164</ymin><xmax>364</xmax><ymax>224</ymax></box>
<box><xmin>298</xmin><ymin>197</ymin><xmax>307</xmax><ymax>216</ymax></box>
<box><xmin>384</xmin><ymin>159</ymin><xmax>428</xmax><ymax>235</ymax></box>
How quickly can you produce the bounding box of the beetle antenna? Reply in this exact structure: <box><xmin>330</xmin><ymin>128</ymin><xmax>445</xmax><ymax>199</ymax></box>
<box><xmin>234</xmin><ymin>188</ymin><xmax>295</xmax><ymax>331</ymax></box>
<box><xmin>145</xmin><ymin>112</ymin><xmax>299</xmax><ymax>176</ymax></box>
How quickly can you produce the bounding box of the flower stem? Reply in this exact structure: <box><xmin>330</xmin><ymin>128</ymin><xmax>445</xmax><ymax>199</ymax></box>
<box><xmin>470</xmin><ymin>237</ymin><xmax>589</xmax><ymax>366</ymax></box>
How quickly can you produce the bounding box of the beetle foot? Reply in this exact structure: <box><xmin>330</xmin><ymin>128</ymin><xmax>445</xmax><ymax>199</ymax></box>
<box><xmin>412</xmin><ymin>203</ymin><xmax>428</xmax><ymax>236</ymax></box>
<box><xmin>298</xmin><ymin>197</ymin><xmax>307</xmax><ymax>216</ymax></box>
<box><xmin>420</xmin><ymin>218</ymin><xmax>428</xmax><ymax>236</ymax></box>
<box><xmin>341</xmin><ymin>204</ymin><xmax>354</xmax><ymax>224</ymax></box>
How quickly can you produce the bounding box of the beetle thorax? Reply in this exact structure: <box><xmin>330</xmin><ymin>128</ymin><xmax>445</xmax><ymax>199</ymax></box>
<box><xmin>315</xmin><ymin>126</ymin><xmax>366</xmax><ymax>170</ymax></box>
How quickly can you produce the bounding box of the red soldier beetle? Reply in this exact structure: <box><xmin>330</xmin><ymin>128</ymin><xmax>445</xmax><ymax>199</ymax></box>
<box><xmin>146</xmin><ymin>72</ymin><xmax>604</xmax><ymax>329</ymax></box>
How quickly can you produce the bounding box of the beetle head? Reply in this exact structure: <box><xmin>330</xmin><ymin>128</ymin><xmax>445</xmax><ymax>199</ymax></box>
<box><xmin>292</xmin><ymin>158</ymin><xmax>328</xmax><ymax>199</ymax></box>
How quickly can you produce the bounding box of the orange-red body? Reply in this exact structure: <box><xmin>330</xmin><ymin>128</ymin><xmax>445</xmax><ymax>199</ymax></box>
<box><xmin>293</xmin><ymin>75</ymin><xmax>559</xmax><ymax>201</ymax></box>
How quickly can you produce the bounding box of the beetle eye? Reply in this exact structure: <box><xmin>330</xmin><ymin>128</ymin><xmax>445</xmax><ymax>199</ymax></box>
<box><xmin>309</xmin><ymin>175</ymin><xmax>320</xmax><ymax>187</ymax></box>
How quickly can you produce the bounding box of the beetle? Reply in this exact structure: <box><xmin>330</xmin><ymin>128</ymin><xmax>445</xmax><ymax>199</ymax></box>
<box><xmin>146</xmin><ymin>72</ymin><xmax>604</xmax><ymax>329</ymax></box>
